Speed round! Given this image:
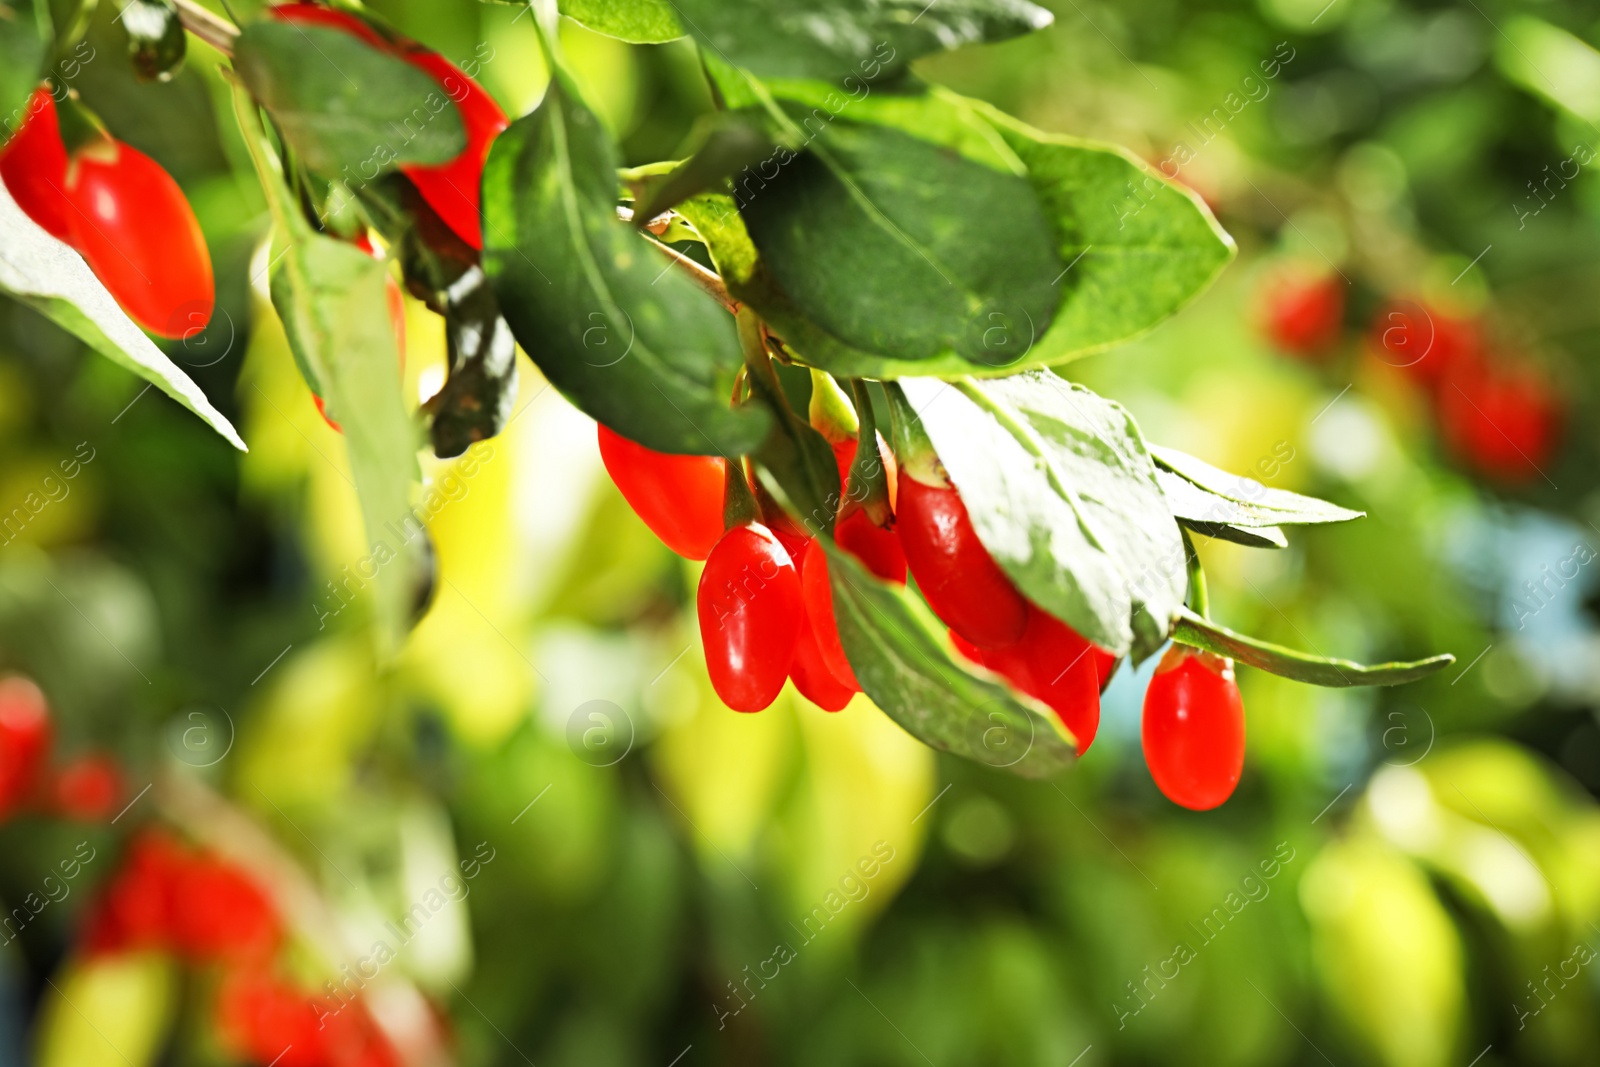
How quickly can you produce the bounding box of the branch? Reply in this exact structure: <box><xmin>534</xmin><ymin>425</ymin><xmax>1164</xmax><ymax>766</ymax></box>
<box><xmin>173</xmin><ymin>0</ymin><xmax>238</xmax><ymax>55</ymax></box>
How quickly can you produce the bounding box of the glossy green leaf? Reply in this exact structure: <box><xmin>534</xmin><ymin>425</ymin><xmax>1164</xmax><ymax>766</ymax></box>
<box><xmin>631</xmin><ymin>116</ymin><xmax>774</xmax><ymax>224</ymax></box>
<box><xmin>675</xmin><ymin>0</ymin><xmax>1051</xmax><ymax>83</ymax></box>
<box><xmin>235</xmin><ymin>87</ymin><xmax>421</xmax><ymax>654</ymax></box>
<box><xmin>824</xmin><ymin>543</ymin><xmax>1077</xmax><ymax>777</ymax></box>
<box><xmin>694</xmin><ymin>78</ymin><xmax>1233</xmax><ymax>377</ymax></box>
<box><xmin>1171</xmin><ymin>608</ymin><xmax>1455</xmax><ymax>687</ymax></box>
<box><xmin>1152</xmin><ymin>445</ymin><xmax>1364</xmax><ymax>526</ymax></box>
<box><xmin>0</xmin><ymin>179</ymin><xmax>245</xmax><ymax>451</ymax></box>
<box><xmin>482</xmin><ymin>38</ymin><xmax>768</xmax><ymax>457</ymax></box>
<box><xmin>900</xmin><ymin>372</ymin><xmax>1185</xmax><ymax>659</ymax></box>
<box><xmin>234</xmin><ymin>21</ymin><xmax>465</xmax><ymax>177</ymax></box>
<box><xmin>0</xmin><ymin>0</ymin><xmax>48</xmax><ymax>126</ymax></box>
<box><xmin>558</xmin><ymin>0</ymin><xmax>682</xmax><ymax>43</ymax></box>
<box><xmin>974</xmin><ymin>99</ymin><xmax>1235</xmax><ymax>366</ymax></box>
<box><xmin>738</xmin><ymin>111</ymin><xmax>1063</xmax><ymax>367</ymax></box>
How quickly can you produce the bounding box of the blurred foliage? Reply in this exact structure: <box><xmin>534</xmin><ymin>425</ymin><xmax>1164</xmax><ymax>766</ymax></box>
<box><xmin>3</xmin><ymin>0</ymin><xmax>1600</xmax><ymax>1065</ymax></box>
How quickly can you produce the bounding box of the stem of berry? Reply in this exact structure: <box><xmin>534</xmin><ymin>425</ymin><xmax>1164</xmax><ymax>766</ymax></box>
<box><xmin>808</xmin><ymin>370</ymin><xmax>858</xmax><ymax>444</ymax></box>
<box><xmin>848</xmin><ymin>379</ymin><xmax>895</xmax><ymax>526</ymax></box>
<box><xmin>172</xmin><ymin>0</ymin><xmax>240</xmax><ymax>55</ymax></box>
<box><xmin>1182</xmin><ymin>528</ymin><xmax>1210</xmax><ymax>619</ymax></box>
<box><xmin>885</xmin><ymin>382</ymin><xmax>945</xmax><ymax>488</ymax></box>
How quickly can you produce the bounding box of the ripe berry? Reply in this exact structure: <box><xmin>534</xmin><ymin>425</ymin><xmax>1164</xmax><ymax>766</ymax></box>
<box><xmin>1141</xmin><ymin>646</ymin><xmax>1246</xmax><ymax>810</ymax></box>
<box><xmin>1260</xmin><ymin>270</ymin><xmax>1343</xmax><ymax>357</ymax></box>
<box><xmin>950</xmin><ymin>607</ymin><xmax>1102</xmax><ymax>753</ymax></box>
<box><xmin>171</xmin><ymin>854</ymin><xmax>281</xmax><ymax>962</ymax></box>
<box><xmin>780</xmin><ymin>535</ymin><xmax>857</xmax><ymax>710</ymax></box>
<box><xmin>216</xmin><ymin>972</ymin><xmax>327</xmax><ymax>1067</ymax></box>
<box><xmin>269</xmin><ymin>3</ymin><xmax>508</xmax><ymax>249</ymax></box>
<box><xmin>1436</xmin><ymin>355</ymin><xmax>1561</xmax><ymax>485</ymax></box>
<box><xmin>0</xmin><ymin>87</ymin><xmax>74</xmax><ymax>242</ymax></box>
<box><xmin>50</xmin><ymin>753</ymin><xmax>122</xmax><ymax>820</ymax></box>
<box><xmin>0</xmin><ymin>675</ymin><xmax>52</xmax><ymax>818</ymax></box>
<box><xmin>598</xmin><ymin>424</ymin><xmax>725</xmax><ymax>559</ymax></box>
<box><xmin>831</xmin><ymin>437</ymin><xmax>906</xmax><ymax>583</ymax></box>
<box><xmin>790</xmin><ymin>618</ymin><xmax>856</xmax><ymax>711</ymax></box>
<box><xmin>398</xmin><ymin>49</ymin><xmax>508</xmax><ymax>250</ymax></box>
<box><xmin>896</xmin><ymin>472</ymin><xmax>1027</xmax><ymax>648</ymax></box>
<box><xmin>799</xmin><ymin>542</ymin><xmax>859</xmax><ymax>690</ymax></box>
<box><xmin>697</xmin><ymin>523</ymin><xmax>803</xmax><ymax>712</ymax></box>
<box><xmin>84</xmin><ymin>830</ymin><xmax>186</xmax><ymax>953</ymax></box>
<box><xmin>1090</xmin><ymin>648</ymin><xmax>1120</xmax><ymax>693</ymax></box>
<box><xmin>1368</xmin><ymin>302</ymin><xmax>1476</xmax><ymax>388</ymax></box>
<box><xmin>64</xmin><ymin>139</ymin><xmax>214</xmax><ymax>338</ymax></box>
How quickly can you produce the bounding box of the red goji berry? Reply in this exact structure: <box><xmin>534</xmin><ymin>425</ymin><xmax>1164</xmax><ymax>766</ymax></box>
<box><xmin>1141</xmin><ymin>646</ymin><xmax>1246</xmax><ymax>810</ymax></box>
<box><xmin>697</xmin><ymin>523</ymin><xmax>803</xmax><ymax>712</ymax></box>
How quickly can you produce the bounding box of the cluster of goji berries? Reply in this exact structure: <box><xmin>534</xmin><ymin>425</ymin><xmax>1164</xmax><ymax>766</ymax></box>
<box><xmin>84</xmin><ymin>828</ymin><xmax>397</xmax><ymax>1067</ymax></box>
<box><xmin>0</xmin><ymin>674</ymin><xmax>123</xmax><ymax>823</ymax></box>
<box><xmin>1371</xmin><ymin>301</ymin><xmax>1562</xmax><ymax>485</ymax></box>
<box><xmin>599</xmin><ymin>394</ymin><xmax>1249</xmax><ymax>810</ymax></box>
<box><xmin>1260</xmin><ymin>271</ymin><xmax>1562</xmax><ymax>486</ymax></box>
<box><xmin>0</xmin><ymin>87</ymin><xmax>213</xmax><ymax>339</ymax></box>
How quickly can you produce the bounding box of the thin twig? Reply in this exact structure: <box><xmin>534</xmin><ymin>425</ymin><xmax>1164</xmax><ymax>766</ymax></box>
<box><xmin>640</xmin><ymin>231</ymin><xmax>739</xmax><ymax>313</ymax></box>
<box><xmin>173</xmin><ymin>0</ymin><xmax>238</xmax><ymax>56</ymax></box>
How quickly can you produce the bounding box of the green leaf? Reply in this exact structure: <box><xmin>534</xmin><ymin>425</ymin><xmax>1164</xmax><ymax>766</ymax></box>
<box><xmin>825</xmin><ymin>543</ymin><xmax>1077</xmax><ymax>777</ymax></box>
<box><xmin>631</xmin><ymin>116</ymin><xmax>774</xmax><ymax>224</ymax></box>
<box><xmin>693</xmin><ymin>79</ymin><xmax>1232</xmax><ymax>378</ymax></box>
<box><xmin>234</xmin><ymin>21</ymin><xmax>465</xmax><ymax>178</ymax></box>
<box><xmin>0</xmin><ymin>0</ymin><xmax>49</xmax><ymax>125</ymax></box>
<box><xmin>974</xmin><ymin>99</ymin><xmax>1236</xmax><ymax>366</ymax></box>
<box><xmin>234</xmin><ymin>86</ymin><xmax>421</xmax><ymax>653</ymax></box>
<box><xmin>557</xmin><ymin>0</ymin><xmax>683</xmax><ymax>43</ymax></box>
<box><xmin>1178</xmin><ymin>516</ymin><xmax>1288</xmax><ymax>550</ymax></box>
<box><xmin>675</xmin><ymin>0</ymin><xmax>1051</xmax><ymax>83</ymax></box>
<box><xmin>1171</xmin><ymin>608</ymin><xmax>1456</xmax><ymax>687</ymax></box>
<box><xmin>663</xmin><ymin>190</ymin><xmax>759</xmax><ymax>288</ymax></box>
<box><xmin>1152</xmin><ymin>445</ymin><xmax>1364</xmax><ymax>527</ymax></box>
<box><xmin>737</xmin><ymin>109</ymin><xmax>1063</xmax><ymax>367</ymax></box>
<box><xmin>481</xmin><ymin>43</ymin><xmax>769</xmax><ymax>456</ymax></box>
<box><xmin>0</xmin><ymin>179</ymin><xmax>245</xmax><ymax>451</ymax></box>
<box><xmin>900</xmin><ymin>372</ymin><xmax>1185</xmax><ymax>660</ymax></box>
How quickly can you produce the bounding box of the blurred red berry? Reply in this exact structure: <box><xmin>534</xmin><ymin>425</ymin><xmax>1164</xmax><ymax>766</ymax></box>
<box><xmin>0</xmin><ymin>87</ymin><xmax>74</xmax><ymax>242</ymax></box>
<box><xmin>50</xmin><ymin>753</ymin><xmax>122</xmax><ymax>820</ymax></box>
<box><xmin>1260</xmin><ymin>270</ymin><xmax>1343</xmax><ymax>358</ymax></box>
<box><xmin>84</xmin><ymin>830</ymin><xmax>186</xmax><ymax>953</ymax></box>
<box><xmin>217</xmin><ymin>972</ymin><xmax>327</xmax><ymax>1067</ymax></box>
<box><xmin>171</xmin><ymin>854</ymin><xmax>281</xmax><ymax>963</ymax></box>
<box><xmin>1368</xmin><ymin>301</ymin><xmax>1477</xmax><ymax>388</ymax></box>
<box><xmin>0</xmin><ymin>675</ymin><xmax>52</xmax><ymax>818</ymax></box>
<box><xmin>1436</xmin><ymin>355</ymin><xmax>1562</xmax><ymax>485</ymax></box>
<box><xmin>64</xmin><ymin>138</ymin><xmax>214</xmax><ymax>339</ymax></box>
